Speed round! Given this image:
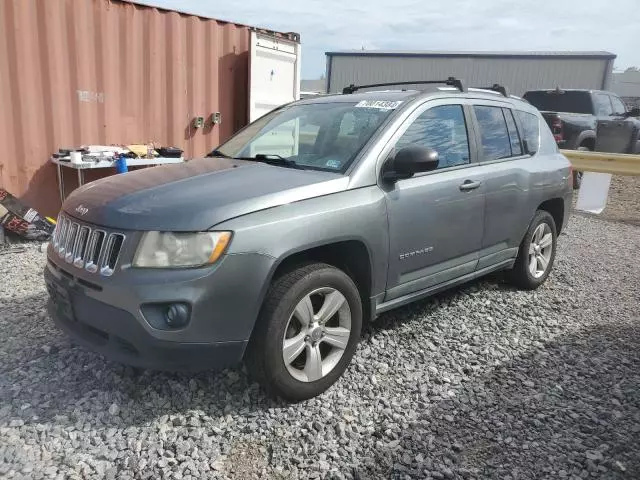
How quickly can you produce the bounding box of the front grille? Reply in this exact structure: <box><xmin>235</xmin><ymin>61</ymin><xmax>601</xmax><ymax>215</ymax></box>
<box><xmin>52</xmin><ymin>214</ymin><xmax>125</xmax><ymax>276</ymax></box>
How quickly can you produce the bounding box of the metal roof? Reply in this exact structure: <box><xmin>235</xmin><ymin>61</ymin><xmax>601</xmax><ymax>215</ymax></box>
<box><xmin>326</xmin><ymin>50</ymin><xmax>617</xmax><ymax>60</ymax></box>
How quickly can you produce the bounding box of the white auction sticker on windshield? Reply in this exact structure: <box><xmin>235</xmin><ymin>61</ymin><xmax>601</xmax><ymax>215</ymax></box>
<box><xmin>354</xmin><ymin>100</ymin><xmax>402</xmax><ymax>110</ymax></box>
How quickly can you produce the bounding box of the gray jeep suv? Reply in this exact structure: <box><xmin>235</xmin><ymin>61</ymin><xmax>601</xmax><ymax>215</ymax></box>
<box><xmin>45</xmin><ymin>80</ymin><xmax>572</xmax><ymax>401</ymax></box>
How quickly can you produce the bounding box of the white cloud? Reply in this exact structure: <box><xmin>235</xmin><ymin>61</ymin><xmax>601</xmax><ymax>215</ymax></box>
<box><xmin>135</xmin><ymin>0</ymin><xmax>640</xmax><ymax>77</ymax></box>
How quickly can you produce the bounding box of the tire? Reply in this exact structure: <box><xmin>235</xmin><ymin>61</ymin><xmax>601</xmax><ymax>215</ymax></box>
<box><xmin>507</xmin><ymin>210</ymin><xmax>557</xmax><ymax>290</ymax></box>
<box><xmin>572</xmin><ymin>171</ymin><xmax>583</xmax><ymax>190</ymax></box>
<box><xmin>246</xmin><ymin>262</ymin><xmax>362</xmax><ymax>402</ymax></box>
<box><xmin>573</xmin><ymin>146</ymin><xmax>590</xmax><ymax>190</ymax></box>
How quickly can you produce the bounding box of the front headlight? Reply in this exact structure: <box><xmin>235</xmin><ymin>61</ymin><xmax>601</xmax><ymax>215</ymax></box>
<box><xmin>133</xmin><ymin>231</ymin><xmax>231</xmax><ymax>268</ymax></box>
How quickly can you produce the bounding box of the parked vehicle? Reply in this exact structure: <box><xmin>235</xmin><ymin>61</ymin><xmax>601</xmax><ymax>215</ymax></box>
<box><xmin>45</xmin><ymin>79</ymin><xmax>572</xmax><ymax>401</ymax></box>
<box><xmin>523</xmin><ymin>88</ymin><xmax>640</xmax><ymax>188</ymax></box>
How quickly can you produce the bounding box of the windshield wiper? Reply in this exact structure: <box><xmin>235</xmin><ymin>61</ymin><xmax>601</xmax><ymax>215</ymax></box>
<box><xmin>233</xmin><ymin>154</ymin><xmax>305</xmax><ymax>169</ymax></box>
<box><xmin>207</xmin><ymin>149</ymin><xmax>231</xmax><ymax>158</ymax></box>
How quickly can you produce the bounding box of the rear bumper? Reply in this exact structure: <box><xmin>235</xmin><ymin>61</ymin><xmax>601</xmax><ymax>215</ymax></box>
<box><xmin>44</xmin><ymin>249</ymin><xmax>275</xmax><ymax>370</ymax></box>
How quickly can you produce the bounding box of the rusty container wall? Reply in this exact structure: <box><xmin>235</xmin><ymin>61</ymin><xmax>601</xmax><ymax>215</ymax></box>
<box><xmin>0</xmin><ymin>0</ymin><xmax>251</xmax><ymax>217</ymax></box>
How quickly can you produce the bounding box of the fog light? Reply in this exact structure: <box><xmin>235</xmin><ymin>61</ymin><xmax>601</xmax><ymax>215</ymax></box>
<box><xmin>141</xmin><ymin>302</ymin><xmax>191</xmax><ymax>330</ymax></box>
<box><xmin>165</xmin><ymin>303</ymin><xmax>189</xmax><ymax>328</ymax></box>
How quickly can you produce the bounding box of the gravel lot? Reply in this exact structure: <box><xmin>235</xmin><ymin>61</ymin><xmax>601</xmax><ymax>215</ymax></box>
<box><xmin>1</xmin><ymin>214</ymin><xmax>639</xmax><ymax>480</ymax></box>
<box><xmin>573</xmin><ymin>175</ymin><xmax>640</xmax><ymax>227</ymax></box>
<box><xmin>592</xmin><ymin>176</ymin><xmax>640</xmax><ymax>226</ymax></box>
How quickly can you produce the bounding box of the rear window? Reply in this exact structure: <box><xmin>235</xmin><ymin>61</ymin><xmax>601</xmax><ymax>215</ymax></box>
<box><xmin>523</xmin><ymin>91</ymin><xmax>593</xmax><ymax>114</ymax></box>
<box><xmin>515</xmin><ymin>111</ymin><xmax>540</xmax><ymax>154</ymax></box>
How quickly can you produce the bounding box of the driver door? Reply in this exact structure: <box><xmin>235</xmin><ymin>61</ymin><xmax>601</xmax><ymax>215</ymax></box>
<box><xmin>382</xmin><ymin>100</ymin><xmax>486</xmax><ymax>301</ymax></box>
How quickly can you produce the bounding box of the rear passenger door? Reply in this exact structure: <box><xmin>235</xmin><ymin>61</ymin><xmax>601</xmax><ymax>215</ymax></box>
<box><xmin>470</xmin><ymin>103</ymin><xmax>534</xmax><ymax>268</ymax></box>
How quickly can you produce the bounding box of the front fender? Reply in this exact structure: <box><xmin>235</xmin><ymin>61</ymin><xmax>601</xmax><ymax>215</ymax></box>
<box><xmin>215</xmin><ymin>185</ymin><xmax>389</xmax><ymax>317</ymax></box>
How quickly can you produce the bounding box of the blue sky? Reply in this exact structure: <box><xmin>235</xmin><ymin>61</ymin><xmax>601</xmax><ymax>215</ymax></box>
<box><xmin>135</xmin><ymin>0</ymin><xmax>640</xmax><ymax>78</ymax></box>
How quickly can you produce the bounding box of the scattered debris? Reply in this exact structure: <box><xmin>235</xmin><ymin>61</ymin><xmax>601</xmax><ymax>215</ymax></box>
<box><xmin>0</xmin><ymin>189</ymin><xmax>55</xmax><ymax>242</ymax></box>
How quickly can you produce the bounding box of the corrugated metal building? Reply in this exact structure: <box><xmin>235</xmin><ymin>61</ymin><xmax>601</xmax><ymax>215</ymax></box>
<box><xmin>0</xmin><ymin>0</ymin><xmax>298</xmax><ymax>217</ymax></box>
<box><xmin>612</xmin><ymin>70</ymin><xmax>640</xmax><ymax>108</ymax></box>
<box><xmin>326</xmin><ymin>50</ymin><xmax>616</xmax><ymax>96</ymax></box>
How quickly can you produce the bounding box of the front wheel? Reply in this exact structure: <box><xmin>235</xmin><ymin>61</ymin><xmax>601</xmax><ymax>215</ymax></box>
<box><xmin>507</xmin><ymin>210</ymin><xmax>557</xmax><ymax>290</ymax></box>
<box><xmin>246</xmin><ymin>263</ymin><xmax>362</xmax><ymax>402</ymax></box>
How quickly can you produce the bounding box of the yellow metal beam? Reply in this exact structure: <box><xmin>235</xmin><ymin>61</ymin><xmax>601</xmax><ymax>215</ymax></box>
<box><xmin>560</xmin><ymin>150</ymin><xmax>640</xmax><ymax>176</ymax></box>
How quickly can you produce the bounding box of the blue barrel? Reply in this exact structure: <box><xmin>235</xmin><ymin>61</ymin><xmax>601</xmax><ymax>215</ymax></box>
<box><xmin>115</xmin><ymin>154</ymin><xmax>128</xmax><ymax>174</ymax></box>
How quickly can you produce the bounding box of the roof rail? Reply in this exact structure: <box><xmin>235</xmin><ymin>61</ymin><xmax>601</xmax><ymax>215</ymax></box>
<box><xmin>470</xmin><ymin>84</ymin><xmax>509</xmax><ymax>97</ymax></box>
<box><xmin>342</xmin><ymin>77</ymin><xmax>465</xmax><ymax>94</ymax></box>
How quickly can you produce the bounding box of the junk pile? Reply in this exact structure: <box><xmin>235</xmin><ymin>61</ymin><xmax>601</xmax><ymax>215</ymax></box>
<box><xmin>52</xmin><ymin>144</ymin><xmax>183</xmax><ymax>163</ymax></box>
<box><xmin>0</xmin><ymin>189</ymin><xmax>56</xmax><ymax>242</ymax></box>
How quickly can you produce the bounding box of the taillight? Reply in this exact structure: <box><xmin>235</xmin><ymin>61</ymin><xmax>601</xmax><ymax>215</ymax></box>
<box><xmin>552</xmin><ymin>116</ymin><xmax>564</xmax><ymax>143</ymax></box>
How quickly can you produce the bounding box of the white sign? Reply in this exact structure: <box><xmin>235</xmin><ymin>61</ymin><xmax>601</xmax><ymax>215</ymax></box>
<box><xmin>575</xmin><ymin>172</ymin><xmax>612</xmax><ymax>214</ymax></box>
<box><xmin>354</xmin><ymin>100</ymin><xmax>403</xmax><ymax>110</ymax></box>
<box><xmin>77</xmin><ymin>90</ymin><xmax>105</xmax><ymax>103</ymax></box>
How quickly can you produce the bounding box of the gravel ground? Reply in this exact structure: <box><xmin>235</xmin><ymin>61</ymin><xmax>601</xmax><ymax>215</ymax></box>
<box><xmin>576</xmin><ymin>176</ymin><xmax>640</xmax><ymax>226</ymax></box>
<box><xmin>1</xmin><ymin>214</ymin><xmax>639</xmax><ymax>480</ymax></box>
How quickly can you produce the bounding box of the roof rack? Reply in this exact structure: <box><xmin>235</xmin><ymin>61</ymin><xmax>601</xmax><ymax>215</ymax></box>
<box><xmin>470</xmin><ymin>84</ymin><xmax>509</xmax><ymax>97</ymax></box>
<box><xmin>342</xmin><ymin>77</ymin><xmax>465</xmax><ymax>94</ymax></box>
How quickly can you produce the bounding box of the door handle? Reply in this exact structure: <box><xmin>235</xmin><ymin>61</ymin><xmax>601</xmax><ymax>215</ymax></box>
<box><xmin>459</xmin><ymin>180</ymin><xmax>481</xmax><ymax>191</ymax></box>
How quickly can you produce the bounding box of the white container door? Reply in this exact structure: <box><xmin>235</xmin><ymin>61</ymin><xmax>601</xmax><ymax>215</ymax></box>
<box><xmin>249</xmin><ymin>31</ymin><xmax>301</xmax><ymax>123</ymax></box>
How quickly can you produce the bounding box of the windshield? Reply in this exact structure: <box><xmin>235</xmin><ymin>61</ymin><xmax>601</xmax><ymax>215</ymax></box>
<box><xmin>523</xmin><ymin>91</ymin><xmax>593</xmax><ymax>114</ymax></box>
<box><xmin>213</xmin><ymin>102</ymin><xmax>396</xmax><ymax>172</ymax></box>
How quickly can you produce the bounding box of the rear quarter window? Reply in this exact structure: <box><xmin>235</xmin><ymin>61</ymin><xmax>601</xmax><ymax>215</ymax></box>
<box><xmin>515</xmin><ymin>110</ymin><xmax>540</xmax><ymax>154</ymax></box>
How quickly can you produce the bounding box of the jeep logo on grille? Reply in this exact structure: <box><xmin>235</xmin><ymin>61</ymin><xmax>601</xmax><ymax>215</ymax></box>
<box><xmin>75</xmin><ymin>205</ymin><xmax>89</xmax><ymax>216</ymax></box>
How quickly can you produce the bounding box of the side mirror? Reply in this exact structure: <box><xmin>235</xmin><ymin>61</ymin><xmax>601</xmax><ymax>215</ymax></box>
<box><xmin>384</xmin><ymin>146</ymin><xmax>439</xmax><ymax>181</ymax></box>
<box><xmin>624</xmin><ymin>106</ymin><xmax>640</xmax><ymax>118</ymax></box>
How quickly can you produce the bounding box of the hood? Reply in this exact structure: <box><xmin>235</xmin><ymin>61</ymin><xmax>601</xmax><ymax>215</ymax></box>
<box><xmin>63</xmin><ymin>158</ymin><xmax>348</xmax><ymax>230</ymax></box>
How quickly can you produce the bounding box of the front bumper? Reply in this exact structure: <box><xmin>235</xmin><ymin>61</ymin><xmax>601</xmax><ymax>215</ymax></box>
<box><xmin>44</xmin><ymin>249</ymin><xmax>275</xmax><ymax>371</ymax></box>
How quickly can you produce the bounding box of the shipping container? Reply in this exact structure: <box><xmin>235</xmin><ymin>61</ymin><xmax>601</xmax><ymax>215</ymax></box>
<box><xmin>0</xmin><ymin>0</ymin><xmax>300</xmax><ymax>217</ymax></box>
<box><xmin>326</xmin><ymin>50</ymin><xmax>616</xmax><ymax>96</ymax></box>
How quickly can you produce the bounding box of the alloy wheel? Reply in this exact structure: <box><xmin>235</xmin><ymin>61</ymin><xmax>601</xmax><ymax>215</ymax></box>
<box><xmin>282</xmin><ymin>287</ymin><xmax>352</xmax><ymax>382</ymax></box>
<box><xmin>528</xmin><ymin>223</ymin><xmax>553</xmax><ymax>278</ymax></box>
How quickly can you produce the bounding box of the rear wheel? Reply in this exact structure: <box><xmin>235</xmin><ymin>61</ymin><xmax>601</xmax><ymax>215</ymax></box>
<box><xmin>246</xmin><ymin>263</ymin><xmax>362</xmax><ymax>402</ymax></box>
<box><xmin>507</xmin><ymin>210</ymin><xmax>557</xmax><ymax>290</ymax></box>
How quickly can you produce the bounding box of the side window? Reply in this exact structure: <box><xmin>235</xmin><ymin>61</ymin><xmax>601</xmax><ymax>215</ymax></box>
<box><xmin>515</xmin><ymin>110</ymin><xmax>540</xmax><ymax>154</ymax></box>
<box><xmin>473</xmin><ymin>106</ymin><xmax>511</xmax><ymax>160</ymax></box>
<box><xmin>503</xmin><ymin>108</ymin><xmax>523</xmax><ymax>156</ymax></box>
<box><xmin>395</xmin><ymin>105</ymin><xmax>470</xmax><ymax>169</ymax></box>
<box><xmin>610</xmin><ymin>96</ymin><xmax>627</xmax><ymax>116</ymax></box>
<box><xmin>593</xmin><ymin>93</ymin><xmax>613</xmax><ymax>116</ymax></box>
